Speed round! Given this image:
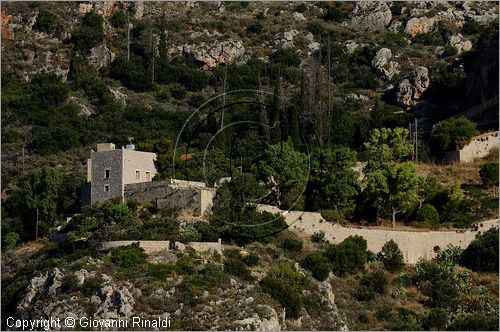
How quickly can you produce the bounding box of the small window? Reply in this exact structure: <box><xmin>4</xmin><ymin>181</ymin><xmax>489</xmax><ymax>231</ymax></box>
<box><xmin>104</xmin><ymin>184</ymin><xmax>110</xmax><ymax>192</ymax></box>
<box><xmin>145</xmin><ymin>171</ymin><xmax>151</xmax><ymax>181</ymax></box>
<box><xmin>104</xmin><ymin>169</ymin><xmax>110</xmax><ymax>179</ymax></box>
<box><xmin>135</xmin><ymin>170</ymin><xmax>140</xmax><ymax>180</ymax></box>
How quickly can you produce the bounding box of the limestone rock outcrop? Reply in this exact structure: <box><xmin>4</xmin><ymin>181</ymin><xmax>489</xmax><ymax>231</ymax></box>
<box><xmin>89</xmin><ymin>44</ymin><xmax>115</xmax><ymax>70</ymax></box>
<box><xmin>405</xmin><ymin>17</ymin><xmax>436</xmax><ymax>37</ymax></box>
<box><xmin>169</xmin><ymin>39</ymin><xmax>245</xmax><ymax>69</ymax></box>
<box><xmin>396</xmin><ymin>66</ymin><xmax>430</xmax><ymax>107</ymax></box>
<box><xmin>348</xmin><ymin>1</ymin><xmax>392</xmax><ymax>31</ymax></box>
<box><xmin>449</xmin><ymin>34</ymin><xmax>472</xmax><ymax>54</ymax></box>
<box><xmin>372</xmin><ymin>48</ymin><xmax>399</xmax><ymax>80</ymax></box>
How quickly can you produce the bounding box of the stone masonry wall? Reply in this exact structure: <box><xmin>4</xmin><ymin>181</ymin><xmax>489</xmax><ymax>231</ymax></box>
<box><xmin>98</xmin><ymin>240</ymin><xmax>222</xmax><ymax>255</ymax></box>
<box><xmin>90</xmin><ymin>149</ymin><xmax>123</xmax><ymax>203</ymax></box>
<box><xmin>445</xmin><ymin>131</ymin><xmax>499</xmax><ymax>163</ymax></box>
<box><xmin>458</xmin><ymin>131</ymin><xmax>498</xmax><ymax>162</ymax></box>
<box><xmin>257</xmin><ymin>204</ymin><xmax>498</xmax><ymax>264</ymax></box>
<box><xmin>124</xmin><ymin>181</ymin><xmax>215</xmax><ymax>216</ymax></box>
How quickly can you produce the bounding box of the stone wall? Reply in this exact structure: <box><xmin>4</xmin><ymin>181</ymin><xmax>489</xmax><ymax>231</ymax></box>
<box><xmin>98</xmin><ymin>239</ymin><xmax>222</xmax><ymax>255</ymax></box>
<box><xmin>445</xmin><ymin>131</ymin><xmax>499</xmax><ymax>163</ymax></box>
<box><xmin>257</xmin><ymin>205</ymin><xmax>498</xmax><ymax>264</ymax></box>
<box><xmin>90</xmin><ymin>149</ymin><xmax>123</xmax><ymax>203</ymax></box>
<box><xmin>122</xmin><ymin>149</ymin><xmax>157</xmax><ymax>185</ymax></box>
<box><xmin>124</xmin><ymin>181</ymin><xmax>216</xmax><ymax>216</ymax></box>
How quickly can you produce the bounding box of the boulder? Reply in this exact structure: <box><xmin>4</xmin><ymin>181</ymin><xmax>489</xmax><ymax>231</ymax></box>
<box><xmin>372</xmin><ymin>48</ymin><xmax>399</xmax><ymax>80</ymax></box>
<box><xmin>449</xmin><ymin>34</ymin><xmax>472</xmax><ymax>54</ymax></box>
<box><xmin>170</xmin><ymin>39</ymin><xmax>245</xmax><ymax>69</ymax></box>
<box><xmin>17</xmin><ymin>271</ymin><xmax>49</xmax><ymax>311</ymax></box>
<box><xmin>89</xmin><ymin>45</ymin><xmax>115</xmax><ymax>70</ymax></box>
<box><xmin>293</xmin><ymin>12</ymin><xmax>307</xmax><ymax>21</ymax></box>
<box><xmin>405</xmin><ymin>17</ymin><xmax>436</xmax><ymax>37</ymax></box>
<box><xmin>348</xmin><ymin>2</ymin><xmax>392</xmax><ymax>31</ymax></box>
<box><xmin>396</xmin><ymin>66</ymin><xmax>430</xmax><ymax>107</ymax></box>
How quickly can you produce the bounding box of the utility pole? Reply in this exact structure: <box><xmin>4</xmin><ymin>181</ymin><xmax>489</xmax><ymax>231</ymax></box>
<box><xmin>415</xmin><ymin>118</ymin><xmax>418</xmax><ymax>163</ymax></box>
<box><xmin>22</xmin><ymin>146</ymin><xmax>25</xmax><ymax>175</ymax></box>
<box><xmin>35</xmin><ymin>208</ymin><xmax>39</xmax><ymax>241</ymax></box>
<box><xmin>327</xmin><ymin>37</ymin><xmax>332</xmax><ymax>147</ymax></box>
<box><xmin>409</xmin><ymin>122</ymin><xmax>414</xmax><ymax>161</ymax></box>
<box><xmin>220</xmin><ymin>66</ymin><xmax>227</xmax><ymax>129</ymax></box>
<box><xmin>127</xmin><ymin>12</ymin><xmax>130</xmax><ymax>61</ymax></box>
<box><xmin>150</xmin><ymin>21</ymin><xmax>155</xmax><ymax>83</ymax></box>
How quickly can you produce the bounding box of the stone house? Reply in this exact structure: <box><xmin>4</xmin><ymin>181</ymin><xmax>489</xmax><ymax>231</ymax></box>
<box><xmin>86</xmin><ymin>143</ymin><xmax>157</xmax><ymax>204</ymax></box>
<box><xmin>84</xmin><ymin>143</ymin><xmax>216</xmax><ymax>217</ymax></box>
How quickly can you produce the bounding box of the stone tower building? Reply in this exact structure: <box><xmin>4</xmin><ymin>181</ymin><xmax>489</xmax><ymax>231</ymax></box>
<box><xmin>87</xmin><ymin>143</ymin><xmax>157</xmax><ymax>204</ymax></box>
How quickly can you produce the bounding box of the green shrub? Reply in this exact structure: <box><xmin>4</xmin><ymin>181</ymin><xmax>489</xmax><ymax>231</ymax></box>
<box><xmin>188</xmin><ymin>94</ymin><xmax>207</xmax><ymax>108</ymax></box>
<box><xmin>443</xmin><ymin>45</ymin><xmax>458</xmax><ymax>57</ymax></box>
<box><xmin>270</xmin><ymin>49</ymin><xmax>301</xmax><ymax>67</ymax></box>
<box><xmin>242</xmin><ymin>252</ymin><xmax>260</xmax><ymax>266</ymax></box>
<box><xmin>111</xmin><ymin>243</ymin><xmax>147</xmax><ymax>269</ymax></box>
<box><xmin>81</xmin><ymin>276</ymin><xmax>102</xmax><ymax>297</ymax></box>
<box><xmin>447</xmin><ymin>313</ymin><xmax>499</xmax><ymax>331</ymax></box>
<box><xmin>323</xmin><ymin>5</ymin><xmax>346</xmax><ymax>22</ymax></box>
<box><xmin>430</xmin><ymin>116</ymin><xmax>476</xmax><ymax>157</ymax></box>
<box><xmin>247</xmin><ymin>23</ymin><xmax>263</xmax><ymax>34</ymax></box>
<box><xmin>61</xmin><ymin>274</ymin><xmax>80</xmax><ymax>293</ymax></box>
<box><xmin>224</xmin><ymin>257</ymin><xmax>254</xmax><ymax>281</ymax></box>
<box><xmin>72</xmin><ymin>11</ymin><xmax>105</xmax><ymax>51</ymax></box>
<box><xmin>425</xmin><ymin>308</ymin><xmax>449</xmax><ymax>330</ymax></box>
<box><xmin>191</xmin><ymin>263</ymin><xmax>229</xmax><ymax>289</ymax></box>
<box><xmin>156</xmin><ymin>87</ymin><xmax>172</xmax><ymax>102</ymax></box>
<box><xmin>479</xmin><ymin>162</ymin><xmax>499</xmax><ymax>187</ymax></box>
<box><xmin>412</xmin><ymin>31</ymin><xmax>444</xmax><ymax>46</ymax></box>
<box><xmin>301</xmin><ymin>251</ymin><xmax>331</xmax><ymax>281</ymax></box>
<box><xmin>2</xmin><ymin>232</ymin><xmax>20</xmax><ymax>249</ymax></box>
<box><xmin>282</xmin><ymin>238</ymin><xmax>303</xmax><ymax>252</ymax></box>
<box><xmin>260</xmin><ymin>261</ymin><xmax>309</xmax><ymax>318</ymax></box>
<box><xmin>33</xmin><ymin>9</ymin><xmax>63</xmax><ymax>36</ymax></box>
<box><xmin>378</xmin><ymin>240</ymin><xmax>405</xmax><ymax>272</ymax></box>
<box><xmin>179</xmin><ymin>227</ymin><xmax>201</xmax><ymax>243</ymax></box>
<box><xmin>325</xmin><ymin>235</ymin><xmax>367</xmax><ymax>275</ymax></box>
<box><xmin>146</xmin><ymin>263</ymin><xmax>173</xmax><ymax>282</ymax></box>
<box><xmin>110</xmin><ymin>9</ymin><xmax>127</xmax><ymax>29</ymax></box>
<box><xmin>417</xmin><ymin>203</ymin><xmax>440</xmax><ymax>225</ymax></box>
<box><xmin>169</xmin><ymin>83</ymin><xmax>187</xmax><ymax>100</ymax></box>
<box><xmin>436</xmin><ymin>244</ymin><xmax>463</xmax><ymax>269</ymax></box>
<box><xmin>462</xmin><ymin>19</ymin><xmax>486</xmax><ymax>35</ymax></box>
<box><xmin>460</xmin><ymin>228</ymin><xmax>499</xmax><ymax>272</ymax></box>
<box><xmin>310</xmin><ymin>231</ymin><xmax>327</xmax><ymax>244</ymax></box>
<box><xmin>307</xmin><ymin>21</ymin><xmax>327</xmax><ymax>37</ymax></box>
<box><xmin>354</xmin><ymin>270</ymin><xmax>388</xmax><ymax>301</ymax></box>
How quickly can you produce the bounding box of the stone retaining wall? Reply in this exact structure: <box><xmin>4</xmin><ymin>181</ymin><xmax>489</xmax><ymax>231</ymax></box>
<box><xmin>445</xmin><ymin>131</ymin><xmax>499</xmax><ymax>163</ymax></box>
<box><xmin>257</xmin><ymin>204</ymin><xmax>498</xmax><ymax>264</ymax></box>
<box><xmin>124</xmin><ymin>181</ymin><xmax>216</xmax><ymax>216</ymax></box>
<box><xmin>98</xmin><ymin>239</ymin><xmax>222</xmax><ymax>255</ymax></box>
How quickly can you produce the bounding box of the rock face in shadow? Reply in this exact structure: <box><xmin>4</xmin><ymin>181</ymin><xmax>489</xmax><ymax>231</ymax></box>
<box><xmin>464</xmin><ymin>27</ymin><xmax>499</xmax><ymax>129</ymax></box>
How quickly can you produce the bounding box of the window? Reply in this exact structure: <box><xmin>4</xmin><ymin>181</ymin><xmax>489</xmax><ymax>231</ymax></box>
<box><xmin>104</xmin><ymin>184</ymin><xmax>110</xmax><ymax>192</ymax></box>
<box><xmin>104</xmin><ymin>169</ymin><xmax>110</xmax><ymax>179</ymax></box>
<box><xmin>135</xmin><ymin>170</ymin><xmax>140</xmax><ymax>180</ymax></box>
<box><xmin>145</xmin><ymin>171</ymin><xmax>151</xmax><ymax>181</ymax></box>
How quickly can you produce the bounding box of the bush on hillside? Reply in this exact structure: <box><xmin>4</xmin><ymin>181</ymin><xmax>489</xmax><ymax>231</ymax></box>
<box><xmin>282</xmin><ymin>238</ymin><xmax>303</xmax><ymax>252</ymax></box>
<box><xmin>479</xmin><ymin>162</ymin><xmax>499</xmax><ymax>187</ymax></box>
<box><xmin>325</xmin><ymin>235</ymin><xmax>367</xmax><ymax>275</ymax></box>
<box><xmin>111</xmin><ymin>243</ymin><xmax>147</xmax><ymax>269</ymax></box>
<box><xmin>417</xmin><ymin>203</ymin><xmax>440</xmax><ymax>226</ymax></box>
<box><xmin>378</xmin><ymin>240</ymin><xmax>405</xmax><ymax>272</ymax></box>
<box><xmin>301</xmin><ymin>251</ymin><xmax>331</xmax><ymax>281</ymax></box>
<box><xmin>354</xmin><ymin>269</ymin><xmax>388</xmax><ymax>301</ymax></box>
<box><xmin>460</xmin><ymin>228</ymin><xmax>499</xmax><ymax>272</ymax></box>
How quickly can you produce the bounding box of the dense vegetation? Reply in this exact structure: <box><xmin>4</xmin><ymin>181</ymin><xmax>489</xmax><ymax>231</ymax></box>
<box><xmin>1</xmin><ymin>3</ymin><xmax>498</xmax><ymax>330</ymax></box>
